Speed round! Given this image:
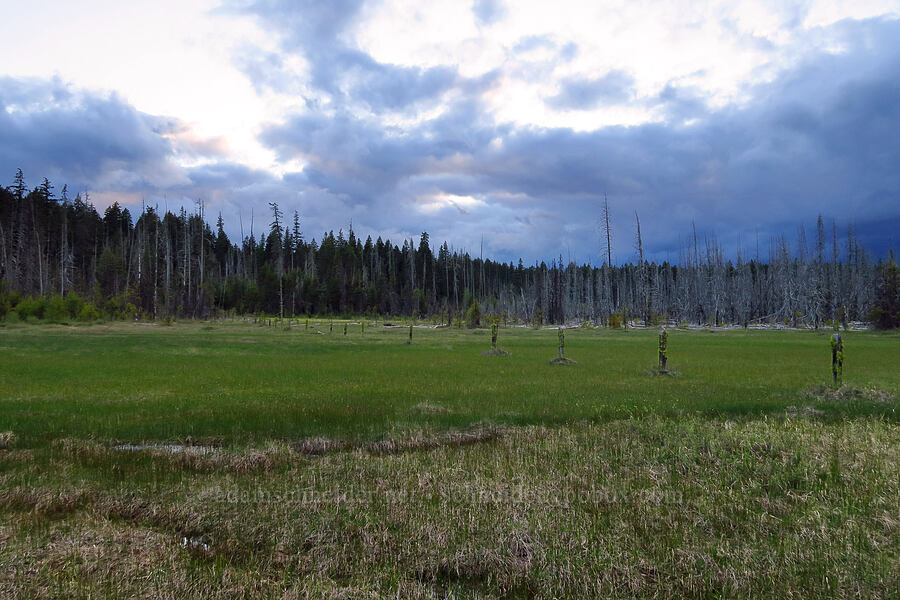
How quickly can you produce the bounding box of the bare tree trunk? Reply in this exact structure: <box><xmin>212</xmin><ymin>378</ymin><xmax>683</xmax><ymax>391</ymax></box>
<box><xmin>602</xmin><ymin>194</ymin><xmax>612</xmax><ymax>266</ymax></box>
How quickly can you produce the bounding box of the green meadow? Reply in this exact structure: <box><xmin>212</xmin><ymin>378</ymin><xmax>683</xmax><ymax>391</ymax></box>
<box><xmin>1</xmin><ymin>322</ymin><xmax>899</xmax><ymax>598</ymax></box>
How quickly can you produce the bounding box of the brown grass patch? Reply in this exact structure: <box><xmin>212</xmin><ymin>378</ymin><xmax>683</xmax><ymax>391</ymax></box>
<box><xmin>409</xmin><ymin>402</ymin><xmax>455</xmax><ymax>415</ymax></box>
<box><xmin>364</xmin><ymin>426</ymin><xmax>505</xmax><ymax>456</ymax></box>
<box><xmin>807</xmin><ymin>384</ymin><xmax>896</xmax><ymax>404</ymax></box>
<box><xmin>481</xmin><ymin>348</ymin><xmax>510</xmax><ymax>356</ymax></box>
<box><xmin>549</xmin><ymin>357</ymin><xmax>576</xmax><ymax>365</ymax></box>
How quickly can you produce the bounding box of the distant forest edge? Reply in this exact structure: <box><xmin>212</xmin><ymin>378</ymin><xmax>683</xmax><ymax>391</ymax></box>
<box><xmin>1</xmin><ymin>170</ymin><xmax>898</xmax><ymax>328</ymax></box>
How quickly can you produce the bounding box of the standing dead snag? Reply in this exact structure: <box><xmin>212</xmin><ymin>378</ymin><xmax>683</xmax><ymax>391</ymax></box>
<box><xmin>482</xmin><ymin>322</ymin><xmax>509</xmax><ymax>356</ymax></box>
<box><xmin>549</xmin><ymin>327</ymin><xmax>575</xmax><ymax>364</ymax></box>
<box><xmin>831</xmin><ymin>333</ymin><xmax>843</xmax><ymax>385</ymax></box>
<box><xmin>658</xmin><ymin>328</ymin><xmax>668</xmax><ymax>373</ymax></box>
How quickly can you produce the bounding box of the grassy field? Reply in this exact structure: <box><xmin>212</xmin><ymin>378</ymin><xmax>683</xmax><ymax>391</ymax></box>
<box><xmin>1</xmin><ymin>321</ymin><xmax>899</xmax><ymax>598</ymax></box>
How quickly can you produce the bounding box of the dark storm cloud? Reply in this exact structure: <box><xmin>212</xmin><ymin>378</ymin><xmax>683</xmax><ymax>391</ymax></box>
<box><xmin>254</xmin><ymin>16</ymin><xmax>900</xmax><ymax>262</ymax></box>
<box><xmin>546</xmin><ymin>70</ymin><xmax>637</xmax><ymax>110</ymax></box>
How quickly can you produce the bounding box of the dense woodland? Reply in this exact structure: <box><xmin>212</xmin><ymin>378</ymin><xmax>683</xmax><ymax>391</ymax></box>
<box><xmin>1</xmin><ymin>170</ymin><xmax>898</xmax><ymax>327</ymax></box>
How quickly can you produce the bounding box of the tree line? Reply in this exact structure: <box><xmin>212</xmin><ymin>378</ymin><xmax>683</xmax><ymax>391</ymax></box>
<box><xmin>1</xmin><ymin>170</ymin><xmax>897</xmax><ymax>327</ymax></box>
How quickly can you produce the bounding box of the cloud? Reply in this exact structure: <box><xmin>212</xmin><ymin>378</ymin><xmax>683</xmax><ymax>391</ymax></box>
<box><xmin>252</xmin><ymin>16</ymin><xmax>900</xmax><ymax>262</ymax></box>
<box><xmin>0</xmin><ymin>77</ymin><xmax>187</xmax><ymax>192</ymax></box>
<box><xmin>4</xmin><ymin>7</ymin><xmax>899</xmax><ymax>263</ymax></box>
<box><xmin>224</xmin><ymin>0</ymin><xmax>476</xmax><ymax>113</ymax></box>
<box><xmin>232</xmin><ymin>46</ymin><xmax>302</xmax><ymax>95</ymax></box>
<box><xmin>546</xmin><ymin>70</ymin><xmax>637</xmax><ymax>110</ymax></box>
<box><xmin>472</xmin><ymin>0</ymin><xmax>505</xmax><ymax>26</ymax></box>
<box><xmin>0</xmin><ymin>77</ymin><xmax>255</xmax><ymax>227</ymax></box>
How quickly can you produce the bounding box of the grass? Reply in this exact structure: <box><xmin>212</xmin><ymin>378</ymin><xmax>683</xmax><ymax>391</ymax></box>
<box><xmin>1</xmin><ymin>321</ymin><xmax>899</xmax><ymax>598</ymax></box>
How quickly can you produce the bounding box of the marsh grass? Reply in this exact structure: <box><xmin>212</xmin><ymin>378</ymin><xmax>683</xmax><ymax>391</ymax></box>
<box><xmin>1</xmin><ymin>322</ymin><xmax>899</xmax><ymax>597</ymax></box>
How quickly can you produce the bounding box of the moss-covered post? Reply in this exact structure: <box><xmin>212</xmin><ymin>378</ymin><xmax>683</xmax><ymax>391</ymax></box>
<box><xmin>558</xmin><ymin>326</ymin><xmax>565</xmax><ymax>358</ymax></box>
<box><xmin>491</xmin><ymin>323</ymin><xmax>498</xmax><ymax>351</ymax></box>
<box><xmin>408</xmin><ymin>324</ymin><xmax>413</xmax><ymax>344</ymax></box>
<box><xmin>831</xmin><ymin>333</ymin><xmax>843</xmax><ymax>385</ymax></box>
<box><xmin>658</xmin><ymin>327</ymin><xmax>668</xmax><ymax>373</ymax></box>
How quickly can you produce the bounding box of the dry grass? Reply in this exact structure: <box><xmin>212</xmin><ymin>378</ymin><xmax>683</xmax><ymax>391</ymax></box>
<box><xmin>408</xmin><ymin>402</ymin><xmax>455</xmax><ymax>415</ymax></box>
<box><xmin>3</xmin><ymin>417</ymin><xmax>898</xmax><ymax>598</ymax></box>
<box><xmin>0</xmin><ymin>431</ymin><xmax>15</xmax><ymax>450</ymax></box>
<box><xmin>808</xmin><ymin>384</ymin><xmax>896</xmax><ymax>404</ymax></box>
<box><xmin>548</xmin><ymin>357</ymin><xmax>576</xmax><ymax>365</ymax></box>
<box><xmin>481</xmin><ymin>348</ymin><xmax>510</xmax><ymax>356</ymax></box>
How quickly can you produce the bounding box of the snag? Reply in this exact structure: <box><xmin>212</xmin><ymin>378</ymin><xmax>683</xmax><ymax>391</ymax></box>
<box><xmin>831</xmin><ymin>333</ymin><xmax>843</xmax><ymax>385</ymax></box>
<box><xmin>658</xmin><ymin>328</ymin><xmax>668</xmax><ymax>373</ymax></box>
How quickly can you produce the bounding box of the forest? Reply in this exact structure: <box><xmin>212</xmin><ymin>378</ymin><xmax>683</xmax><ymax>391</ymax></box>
<box><xmin>1</xmin><ymin>169</ymin><xmax>897</xmax><ymax>327</ymax></box>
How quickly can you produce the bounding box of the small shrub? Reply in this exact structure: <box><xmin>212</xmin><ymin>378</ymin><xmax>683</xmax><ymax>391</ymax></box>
<box><xmin>608</xmin><ymin>313</ymin><xmax>622</xmax><ymax>329</ymax></box>
<box><xmin>15</xmin><ymin>296</ymin><xmax>46</xmax><ymax>320</ymax></box>
<box><xmin>465</xmin><ymin>301</ymin><xmax>482</xmax><ymax>329</ymax></box>
<box><xmin>45</xmin><ymin>294</ymin><xmax>69</xmax><ymax>322</ymax></box>
<box><xmin>65</xmin><ymin>292</ymin><xmax>85</xmax><ymax>319</ymax></box>
<box><xmin>77</xmin><ymin>302</ymin><xmax>102</xmax><ymax>322</ymax></box>
<box><xmin>4</xmin><ymin>310</ymin><xmax>20</xmax><ymax>324</ymax></box>
<box><xmin>122</xmin><ymin>302</ymin><xmax>138</xmax><ymax>320</ymax></box>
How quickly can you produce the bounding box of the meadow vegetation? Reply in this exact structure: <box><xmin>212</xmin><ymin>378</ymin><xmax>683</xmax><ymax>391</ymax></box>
<box><xmin>1</xmin><ymin>321</ymin><xmax>898</xmax><ymax>598</ymax></box>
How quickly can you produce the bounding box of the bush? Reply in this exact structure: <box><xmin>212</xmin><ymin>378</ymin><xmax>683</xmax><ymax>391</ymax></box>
<box><xmin>607</xmin><ymin>313</ymin><xmax>622</xmax><ymax>329</ymax></box>
<box><xmin>44</xmin><ymin>295</ymin><xmax>69</xmax><ymax>322</ymax></box>
<box><xmin>15</xmin><ymin>297</ymin><xmax>46</xmax><ymax>320</ymax></box>
<box><xmin>65</xmin><ymin>292</ymin><xmax>85</xmax><ymax>319</ymax></box>
<box><xmin>465</xmin><ymin>301</ymin><xmax>482</xmax><ymax>329</ymax></box>
<box><xmin>77</xmin><ymin>302</ymin><xmax>102</xmax><ymax>322</ymax></box>
<box><xmin>123</xmin><ymin>302</ymin><xmax>138</xmax><ymax>320</ymax></box>
<box><xmin>4</xmin><ymin>310</ymin><xmax>20</xmax><ymax>324</ymax></box>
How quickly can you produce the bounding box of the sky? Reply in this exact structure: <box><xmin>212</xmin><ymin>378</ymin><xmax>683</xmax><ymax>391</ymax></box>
<box><xmin>1</xmin><ymin>0</ymin><xmax>898</xmax><ymax>264</ymax></box>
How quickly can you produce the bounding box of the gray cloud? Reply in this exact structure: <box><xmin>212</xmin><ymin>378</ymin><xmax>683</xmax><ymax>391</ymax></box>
<box><xmin>0</xmin><ymin>77</ymin><xmax>186</xmax><ymax>192</ymax></box>
<box><xmin>253</xmin><ymin>17</ymin><xmax>900</xmax><ymax>262</ymax></box>
<box><xmin>4</xmin><ymin>10</ymin><xmax>899</xmax><ymax>263</ymax></box>
<box><xmin>472</xmin><ymin>0</ymin><xmax>505</xmax><ymax>26</ymax></box>
<box><xmin>225</xmin><ymin>0</ymin><xmax>480</xmax><ymax>113</ymax></box>
<box><xmin>546</xmin><ymin>70</ymin><xmax>637</xmax><ymax>110</ymax></box>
